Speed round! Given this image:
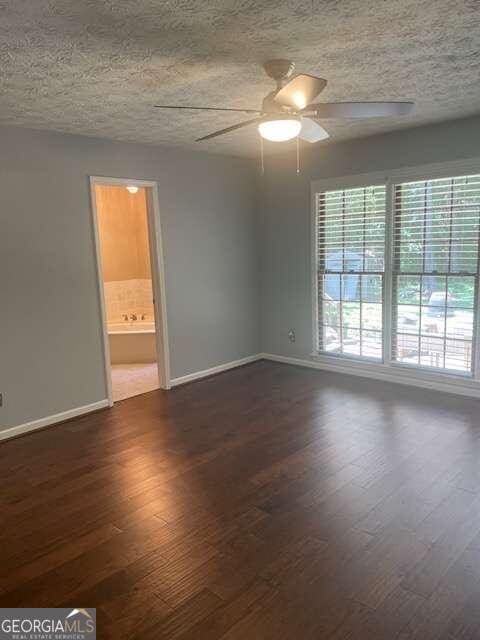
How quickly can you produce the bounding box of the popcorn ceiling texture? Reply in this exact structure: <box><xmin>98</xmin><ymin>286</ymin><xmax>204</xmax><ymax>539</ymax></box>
<box><xmin>1</xmin><ymin>0</ymin><xmax>479</xmax><ymax>157</ymax></box>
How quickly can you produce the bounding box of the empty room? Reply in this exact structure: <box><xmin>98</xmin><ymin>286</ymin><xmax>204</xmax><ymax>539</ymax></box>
<box><xmin>1</xmin><ymin>2</ymin><xmax>480</xmax><ymax>638</ymax></box>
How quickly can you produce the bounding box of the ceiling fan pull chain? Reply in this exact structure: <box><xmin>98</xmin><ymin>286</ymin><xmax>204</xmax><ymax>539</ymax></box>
<box><xmin>296</xmin><ymin>135</ymin><xmax>300</xmax><ymax>174</ymax></box>
<box><xmin>260</xmin><ymin>135</ymin><xmax>265</xmax><ymax>175</ymax></box>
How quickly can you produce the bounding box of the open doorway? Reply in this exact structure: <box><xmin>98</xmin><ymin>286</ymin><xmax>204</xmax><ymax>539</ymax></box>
<box><xmin>90</xmin><ymin>177</ymin><xmax>170</xmax><ymax>404</ymax></box>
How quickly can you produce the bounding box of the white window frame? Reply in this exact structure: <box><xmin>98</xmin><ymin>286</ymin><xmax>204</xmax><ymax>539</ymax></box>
<box><xmin>311</xmin><ymin>158</ymin><xmax>480</xmax><ymax>394</ymax></box>
<box><xmin>313</xmin><ymin>178</ymin><xmax>388</xmax><ymax>363</ymax></box>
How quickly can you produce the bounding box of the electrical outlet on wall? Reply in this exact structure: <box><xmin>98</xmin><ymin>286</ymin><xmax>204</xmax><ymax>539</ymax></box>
<box><xmin>288</xmin><ymin>329</ymin><xmax>296</xmax><ymax>343</ymax></box>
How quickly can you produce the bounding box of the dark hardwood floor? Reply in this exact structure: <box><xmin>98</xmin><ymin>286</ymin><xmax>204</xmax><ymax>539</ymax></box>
<box><xmin>2</xmin><ymin>361</ymin><xmax>480</xmax><ymax>639</ymax></box>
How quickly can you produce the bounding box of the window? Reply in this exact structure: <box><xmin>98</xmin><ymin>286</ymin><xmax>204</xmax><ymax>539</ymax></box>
<box><xmin>392</xmin><ymin>175</ymin><xmax>480</xmax><ymax>373</ymax></box>
<box><xmin>316</xmin><ymin>185</ymin><xmax>386</xmax><ymax>360</ymax></box>
<box><xmin>314</xmin><ymin>169</ymin><xmax>480</xmax><ymax>378</ymax></box>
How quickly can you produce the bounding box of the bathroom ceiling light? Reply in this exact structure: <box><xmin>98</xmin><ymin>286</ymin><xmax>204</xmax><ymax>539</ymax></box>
<box><xmin>258</xmin><ymin>116</ymin><xmax>301</xmax><ymax>142</ymax></box>
<box><xmin>126</xmin><ymin>185</ymin><xmax>139</xmax><ymax>194</ymax></box>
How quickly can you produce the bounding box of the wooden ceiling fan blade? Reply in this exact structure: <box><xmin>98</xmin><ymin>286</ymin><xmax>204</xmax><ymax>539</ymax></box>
<box><xmin>305</xmin><ymin>101</ymin><xmax>414</xmax><ymax>118</ymax></box>
<box><xmin>299</xmin><ymin>117</ymin><xmax>329</xmax><ymax>143</ymax></box>
<box><xmin>196</xmin><ymin>118</ymin><xmax>261</xmax><ymax>142</ymax></box>
<box><xmin>274</xmin><ymin>74</ymin><xmax>327</xmax><ymax>110</ymax></box>
<box><xmin>154</xmin><ymin>104</ymin><xmax>262</xmax><ymax>114</ymax></box>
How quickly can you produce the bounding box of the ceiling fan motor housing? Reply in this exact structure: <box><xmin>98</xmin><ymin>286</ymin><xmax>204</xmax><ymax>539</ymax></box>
<box><xmin>263</xmin><ymin>59</ymin><xmax>295</xmax><ymax>87</ymax></box>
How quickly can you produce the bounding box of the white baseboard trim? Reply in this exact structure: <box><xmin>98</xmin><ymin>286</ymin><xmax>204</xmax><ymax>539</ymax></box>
<box><xmin>260</xmin><ymin>352</ymin><xmax>480</xmax><ymax>399</ymax></box>
<box><xmin>1</xmin><ymin>356</ymin><xmax>262</xmax><ymax>441</ymax></box>
<box><xmin>170</xmin><ymin>354</ymin><xmax>263</xmax><ymax>387</ymax></box>
<box><xmin>0</xmin><ymin>399</ymin><xmax>110</xmax><ymax>443</ymax></box>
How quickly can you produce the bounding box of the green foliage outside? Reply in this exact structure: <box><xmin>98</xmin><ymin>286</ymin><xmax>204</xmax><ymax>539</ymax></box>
<box><xmin>321</xmin><ymin>176</ymin><xmax>480</xmax><ymax>354</ymax></box>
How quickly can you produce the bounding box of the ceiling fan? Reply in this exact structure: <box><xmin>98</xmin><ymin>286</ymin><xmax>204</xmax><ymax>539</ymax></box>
<box><xmin>154</xmin><ymin>59</ymin><xmax>414</xmax><ymax>144</ymax></box>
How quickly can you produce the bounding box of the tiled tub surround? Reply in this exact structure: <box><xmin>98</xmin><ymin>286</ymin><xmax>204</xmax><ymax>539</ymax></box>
<box><xmin>104</xmin><ymin>279</ymin><xmax>154</xmax><ymax>324</ymax></box>
<box><xmin>104</xmin><ymin>279</ymin><xmax>157</xmax><ymax>364</ymax></box>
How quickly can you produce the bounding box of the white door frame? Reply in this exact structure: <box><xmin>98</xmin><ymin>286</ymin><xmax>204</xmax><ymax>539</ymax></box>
<box><xmin>89</xmin><ymin>176</ymin><xmax>171</xmax><ymax>406</ymax></box>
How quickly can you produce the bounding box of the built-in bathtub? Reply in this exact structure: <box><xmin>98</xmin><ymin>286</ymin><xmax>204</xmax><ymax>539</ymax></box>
<box><xmin>107</xmin><ymin>321</ymin><xmax>157</xmax><ymax>364</ymax></box>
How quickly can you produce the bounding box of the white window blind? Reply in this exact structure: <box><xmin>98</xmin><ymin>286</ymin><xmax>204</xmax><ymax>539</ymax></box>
<box><xmin>392</xmin><ymin>174</ymin><xmax>480</xmax><ymax>374</ymax></box>
<box><xmin>316</xmin><ymin>185</ymin><xmax>386</xmax><ymax>360</ymax></box>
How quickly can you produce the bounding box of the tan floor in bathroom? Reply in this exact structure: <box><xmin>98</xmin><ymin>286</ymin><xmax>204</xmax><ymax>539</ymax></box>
<box><xmin>111</xmin><ymin>363</ymin><xmax>159</xmax><ymax>402</ymax></box>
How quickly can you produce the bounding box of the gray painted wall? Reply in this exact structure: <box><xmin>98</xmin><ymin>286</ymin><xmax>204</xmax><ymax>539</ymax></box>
<box><xmin>3</xmin><ymin>114</ymin><xmax>480</xmax><ymax>433</ymax></box>
<box><xmin>0</xmin><ymin>126</ymin><xmax>258</xmax><ymax>430</ymax></box>
<box><xmin>259</xmin><ymin>115</ymin><xmax>480</xmax><ymax>360</ymax></box>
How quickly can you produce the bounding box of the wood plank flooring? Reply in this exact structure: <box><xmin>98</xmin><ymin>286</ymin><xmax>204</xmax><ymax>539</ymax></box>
<box><xmin>2</xmin><ymin>361</ymin><xmax>480</xmax><ymax>639</ymax></box>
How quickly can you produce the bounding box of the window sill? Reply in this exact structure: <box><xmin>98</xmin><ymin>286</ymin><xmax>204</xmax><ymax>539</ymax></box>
<box><xmin>302</xmin><ymin>352</ymin><xmax>480</xmax><ymax>398</ymax></box>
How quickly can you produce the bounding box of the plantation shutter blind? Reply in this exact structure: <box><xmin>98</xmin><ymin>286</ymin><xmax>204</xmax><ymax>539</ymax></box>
<box><xmin>316</xmin><ymin>185</ymin><xmax>386</xmax><ymax>360</ymax></box>
<box><xmin>392</xmin><ymin>174</ymin><xmax>480</xmax><ymax>373</ymax></box>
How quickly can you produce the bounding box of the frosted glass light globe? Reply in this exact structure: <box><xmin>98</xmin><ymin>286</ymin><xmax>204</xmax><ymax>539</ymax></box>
<box><xmin>258</xmin><ymin>118</ymin><xmax>301</xmax><ymax>142</ymax></box>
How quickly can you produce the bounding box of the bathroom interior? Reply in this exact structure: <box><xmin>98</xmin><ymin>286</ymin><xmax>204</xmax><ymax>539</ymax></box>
<box><xmin>95</xmin><ymin>184</ymin><xmax>159</xmax><ymax>402</ymax></box>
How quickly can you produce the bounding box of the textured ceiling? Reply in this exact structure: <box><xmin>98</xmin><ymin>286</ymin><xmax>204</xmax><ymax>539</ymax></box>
<box><xmin>1</xmin><ymin>0</ymin><xmax>479</xmax><ymax>157</ymax></box>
